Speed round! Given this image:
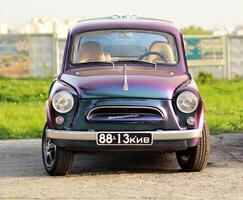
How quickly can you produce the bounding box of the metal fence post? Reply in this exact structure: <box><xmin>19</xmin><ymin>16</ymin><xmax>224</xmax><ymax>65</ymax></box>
<box><xmin>226</xmin><ymin>35</ymin><xmax>231</xmax><ymax>80</ymax></box>
<box><xmin>53</xmin><ymin>33</ymin><xmax>59</xmax><ymax>76</ymax></box>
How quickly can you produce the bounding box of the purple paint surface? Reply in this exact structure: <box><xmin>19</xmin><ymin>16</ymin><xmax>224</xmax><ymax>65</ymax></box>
<box><xmin>46</xmin><ymin>18</ymin><xmax>205</xmax><ymax>151</ymax></box>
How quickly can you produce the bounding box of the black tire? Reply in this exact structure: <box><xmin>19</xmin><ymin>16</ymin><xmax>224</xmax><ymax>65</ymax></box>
<box><xmin>176</xmin><ymin>123</ymin><xmax>210</xmax><ymax>172</ymax></box>
<box><xmin>42</xmin><ymin>124</ymin><xmax>73</xmax><ymax>176</ymax></box>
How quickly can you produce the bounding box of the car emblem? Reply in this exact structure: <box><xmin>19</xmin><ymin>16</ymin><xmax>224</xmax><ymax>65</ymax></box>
<box><xmin>108</xmin><ymin>114</ymin><xmax>139</xmax><ymax>120</ymax></box>
<box><xmin>123</xmin><ymin>65</ymin><xmax>128</xmax><ymax>91</ymax></box>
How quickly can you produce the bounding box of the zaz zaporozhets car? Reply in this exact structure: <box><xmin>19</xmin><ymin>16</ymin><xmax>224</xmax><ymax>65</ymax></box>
<box><xmin>42</xmin><ymin>17</ymin><xmax>210</xmax><ymax>176</ymax></box>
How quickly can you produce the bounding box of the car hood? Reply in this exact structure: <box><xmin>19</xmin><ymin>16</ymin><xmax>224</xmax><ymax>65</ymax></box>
<box><xmin>61</xmin><ymin>66</ymin><xmax>190</xmax><ymax>99</ymax></box>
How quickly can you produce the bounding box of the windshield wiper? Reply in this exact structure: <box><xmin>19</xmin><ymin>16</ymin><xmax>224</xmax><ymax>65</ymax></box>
<box><xmin>115</xmin><ymin>60</ymin><xmax>157</xmax><ymax>69</ymax></box>
<box><xmin>73</xmin><ymin>61</ymin><xmax>115</xmax><ymax>68</ymax></box>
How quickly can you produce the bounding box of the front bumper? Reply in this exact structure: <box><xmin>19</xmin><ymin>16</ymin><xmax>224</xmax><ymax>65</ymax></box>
<box><xmin>46</xmin><ymin>129</ymin><xmax>202</xmax><ymax>141</ymax></box>
<box><xmin>47</xmin><ymin>129</ymin><xmax>201</xmax><ymax>152</ymax></box>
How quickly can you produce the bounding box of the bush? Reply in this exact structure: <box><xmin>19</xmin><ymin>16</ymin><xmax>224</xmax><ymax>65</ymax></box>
<box><xmin>196</xmin><ymin>71</ymin><xmax>214</xmax><ymax>84</ymax></box>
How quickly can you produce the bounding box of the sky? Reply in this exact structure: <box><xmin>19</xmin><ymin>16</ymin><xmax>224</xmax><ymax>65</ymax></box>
<box><xmin>0</xmin><ymin>0</ymin><xmax>242</xmax><ymax>29</ymax></box>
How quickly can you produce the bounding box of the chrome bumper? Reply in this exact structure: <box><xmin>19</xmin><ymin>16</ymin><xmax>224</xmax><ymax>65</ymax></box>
<box><xmin>46</xmin><ymin>129</ymin><xmax>202</xmax><ymax>141</ymax></box>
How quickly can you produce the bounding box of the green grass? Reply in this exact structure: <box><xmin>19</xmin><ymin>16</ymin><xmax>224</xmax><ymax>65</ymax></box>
<box><xmin>0</xmin><ymin>77</ymin><xmax>52</xmax><ymax>139</ymax></box>
<box><xmin>0</xmin><ymin>77</ymin><xmax>242</xmax><ymax>139</ymax></box>
<box><xmin>199</xmin><ymin>79</ymin><xmax>243</xmax><ymax>134</ymax></box>
<box><xmin>0</xmin><ymin>102</ymin><xmax>46</xmax><ymax>139</ymax></box>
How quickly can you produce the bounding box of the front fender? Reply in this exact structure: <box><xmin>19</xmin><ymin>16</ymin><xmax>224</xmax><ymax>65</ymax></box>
<box><xmin>46</xmin><ymin>80</ymin><xmax>79</xmax><ymax>129</ymax></box>
<box><xmin>172</xmin><ymin>79</ymin><xmax>205</xmax><ymax>130</ymax></box>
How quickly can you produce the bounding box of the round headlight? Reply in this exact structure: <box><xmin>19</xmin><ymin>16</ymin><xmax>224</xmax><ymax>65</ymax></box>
<box><xmin>176</xmin><ymin>91</ymin><xmax>198</xmax><ymax>113</ymax></box>
<box><xmin>52</xmin><ymin>91</ymin><xmax>74</xmax><ymax>113</ymax></box>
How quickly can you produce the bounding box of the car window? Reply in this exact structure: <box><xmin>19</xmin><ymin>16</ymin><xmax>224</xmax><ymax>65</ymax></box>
<box><xmin>71</xmin><ymin>30</ymin><xmax>178</xmax><ymax>65</ymax></box>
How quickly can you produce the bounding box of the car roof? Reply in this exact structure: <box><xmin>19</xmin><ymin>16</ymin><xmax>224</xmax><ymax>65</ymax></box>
<box><xmin>77</xmin><ymin>17</ymin><xmax>174</xmax><ymax>25</ymax></box>
<box><xmin>70</xmin><ymin>17</ymin><xmax>181</xmax><ymax>36</ymax></box>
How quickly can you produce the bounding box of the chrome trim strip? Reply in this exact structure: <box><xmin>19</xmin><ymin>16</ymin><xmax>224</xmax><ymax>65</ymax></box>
<box><xmin>86</xmin><ymin>106</ymin><xmax>165</xmax><ymax>121</ymax></box>
<box><xmin>123</xmin><ymin>64</ymin><xmax>128</xmax><ymax>91</ymax></box>
<box><xmin>46</xmin><ymin>129</ymin><xmax>202</xmax><ymax>141</ymax></box>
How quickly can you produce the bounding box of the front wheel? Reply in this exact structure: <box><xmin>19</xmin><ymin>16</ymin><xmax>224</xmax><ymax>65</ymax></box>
<box><xmin>176</xmin><ymin>123</ymin><xmax>210</xmax><ymax>172</ymax></box>
<box><xmin>42</xmin><ymin>124</ymin><xmax>73</xmax><ymax>176</ymax></box>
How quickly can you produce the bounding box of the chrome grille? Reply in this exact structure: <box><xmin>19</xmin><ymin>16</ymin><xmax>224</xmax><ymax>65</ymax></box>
<box><xmin>86</xmin><ymin>106</ymin><xmax>164</xmax><ymax>122</ymax></box>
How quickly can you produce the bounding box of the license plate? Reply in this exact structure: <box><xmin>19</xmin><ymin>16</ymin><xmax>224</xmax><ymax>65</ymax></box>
<box><xmin>96</xmin><ymin>132</ymin><xmax>153</xmax><ymax>145</ymax></box>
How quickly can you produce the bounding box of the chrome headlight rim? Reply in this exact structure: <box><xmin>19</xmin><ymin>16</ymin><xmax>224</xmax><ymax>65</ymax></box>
<box><xmin>52</xmin><ymin>91</ymin><xmax>74</xmax><ymax>113</ymax></box>
<box><xmin>176</xmin><ymin>91</ymin><xmax>199</xmax><ymax>114</ymax></box>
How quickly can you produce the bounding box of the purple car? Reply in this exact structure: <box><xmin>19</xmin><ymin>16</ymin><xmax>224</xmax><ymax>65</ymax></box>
<box><xmin>42</xmin><ymin>17</ymin><xmax>210</xmax><ymax>176</ymax></box>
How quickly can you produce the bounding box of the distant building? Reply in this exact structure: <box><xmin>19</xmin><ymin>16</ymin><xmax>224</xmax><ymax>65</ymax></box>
<box><xmin>2</xmin><ymin>18</ymin><xmax>243</xmax><ymax>37</ymax></box>
<box><xmin>234</xmin><ymin>25</ymin><xmax>243</xmax><ymax>35</ymax></box>
<box><xmin>6</xmin><ymin>17</ymin><xmax>80</xmax><ymax>38</ymax></box>
<box><xmin>213</xmin><ymin>25</ymin><xmax>243</xmax><ymax>36</ymax></box>
<box><xmin>213</xmin><ymin>26</ymin><xmax>234</xmax><ymax>35</ymax></box>
<box><xmin>0</xmin><ymin>22</ymin><xmax>9</xmax><ymax>34</ymax></box>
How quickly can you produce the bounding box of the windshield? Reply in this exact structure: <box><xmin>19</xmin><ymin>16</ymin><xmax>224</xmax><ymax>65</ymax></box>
<box><xmin>71</xmin><ymin>30</ymin><xmax>178</xmax><ymax>65</ymax></box>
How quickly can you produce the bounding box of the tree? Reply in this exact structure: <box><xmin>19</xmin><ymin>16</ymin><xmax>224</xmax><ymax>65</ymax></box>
<box><xmin>182</xmin><ymin>26</ymin><xmax>212</xmax><ymax>35</ymax></box>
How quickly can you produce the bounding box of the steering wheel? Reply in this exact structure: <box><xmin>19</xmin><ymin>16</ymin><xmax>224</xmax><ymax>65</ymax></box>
<box><xmin>139</xmin><ymin>52</ymin><xmax>169</xmax><ymax>64</ymax></box>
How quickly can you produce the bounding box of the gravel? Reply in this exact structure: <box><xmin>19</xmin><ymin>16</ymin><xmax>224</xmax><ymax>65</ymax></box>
<box><xmin>0</xmin><ymin>134</ymin><xmax>243</xmax><ymax>200</ymax></box>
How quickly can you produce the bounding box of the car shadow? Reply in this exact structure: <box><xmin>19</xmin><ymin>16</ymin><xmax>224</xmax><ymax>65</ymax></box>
<box><xmin>1</xmin><ymin>137</ymin><xmax>238</xmax><ymax>178</ymax></box>
<box><xmin>69</xmin><ymin>151</ymin><xmax>181</xmax><ymax>176</ymax></box>
<box><xmin>0</xmin><ymin>143</ymin><xmax>181</xmax><ymax>178</ymax></box>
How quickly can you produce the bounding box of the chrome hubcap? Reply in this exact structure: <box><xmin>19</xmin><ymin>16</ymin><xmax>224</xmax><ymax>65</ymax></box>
<box><xmin>43</xmin><ymin>135</ymin><xmax>56</xmax><ymax>167</ymax></box>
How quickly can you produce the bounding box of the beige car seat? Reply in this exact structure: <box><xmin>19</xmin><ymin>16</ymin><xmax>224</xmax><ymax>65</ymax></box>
<box><xmin>145</xmin><ymin>41</ymin><xmax>175</xmax><ymax>64</ymax></box>
<box><xmin>104</xmin><ymin>53</ymin><xmax>112</xmax><ymax>62</ymax></box>
<box><xmin>77</xmin><ymin>41</ymin><xmax>106</xmax><ymax>63</ymax></box>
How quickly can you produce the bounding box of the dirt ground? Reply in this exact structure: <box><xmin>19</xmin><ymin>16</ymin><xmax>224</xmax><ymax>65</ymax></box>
<box><xmin>0</xmin><ymin>134</ymin><xmax>243</xmax><ymax>200</ymax></box>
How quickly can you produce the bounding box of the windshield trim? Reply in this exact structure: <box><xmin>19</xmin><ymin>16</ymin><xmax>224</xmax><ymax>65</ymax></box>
<box><xmin>67</xmin><ymin>28</ymin><xmax>181</xmax><ymax>70</ymax></box>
